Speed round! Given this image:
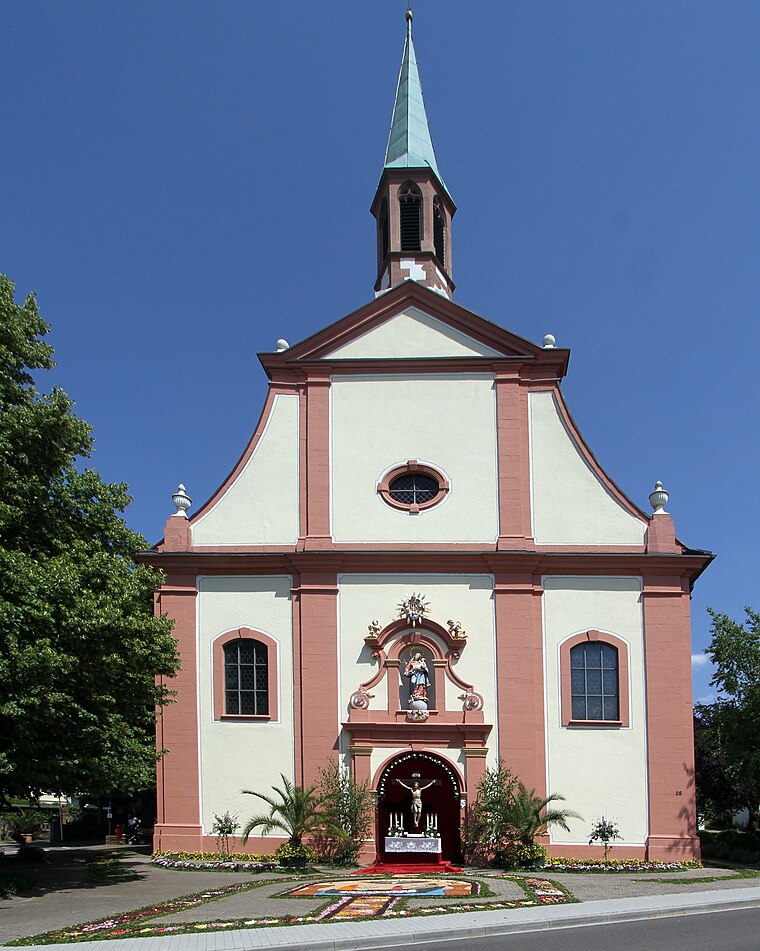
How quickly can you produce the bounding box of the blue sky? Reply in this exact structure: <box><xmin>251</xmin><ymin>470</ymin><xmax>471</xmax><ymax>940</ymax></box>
<box><xmin>2</xmin><ymin>1</ymin><xmax>758</xmax><ymax>700</ymax></box>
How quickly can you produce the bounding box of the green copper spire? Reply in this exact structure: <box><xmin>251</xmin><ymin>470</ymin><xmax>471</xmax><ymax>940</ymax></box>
<box><xmin>384</xmin><ymin>8</ymin><xmax>448</xmax><ymax>192</ymax></box>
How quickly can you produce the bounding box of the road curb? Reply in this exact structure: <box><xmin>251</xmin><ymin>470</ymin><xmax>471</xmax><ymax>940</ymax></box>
<box><xmin>245</xmin><ymin>889</ymin><xmax>760</xmax><ymax>951</ymax></box>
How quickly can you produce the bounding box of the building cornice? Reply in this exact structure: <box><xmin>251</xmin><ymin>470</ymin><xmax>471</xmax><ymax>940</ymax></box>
<box><xmin>137</xmin><ymin>546</ymin><xmax>714</xmax><ymax>585</ymax></box>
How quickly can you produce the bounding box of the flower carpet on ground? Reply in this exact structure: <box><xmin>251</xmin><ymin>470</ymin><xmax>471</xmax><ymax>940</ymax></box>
<box><xmin>10</xmin><ymin>873</ymin><xmax>575</xmax><ymax>943</ymax></box>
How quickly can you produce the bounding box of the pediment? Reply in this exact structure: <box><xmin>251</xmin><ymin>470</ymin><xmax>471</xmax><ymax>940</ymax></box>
<box><xmin>323</xmin><ymin>307</ymin><xmax>503</xmax><ymax>359</ymax></box>
<box><xmin>260</xmin><ymin>282</ymin><xmax>558</xmax><ymax>369</ymax></box>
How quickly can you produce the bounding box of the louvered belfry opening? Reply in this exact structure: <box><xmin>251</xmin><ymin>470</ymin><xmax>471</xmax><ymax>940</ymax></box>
<box><xmin>380</xmin><ymin>201</ymin><xmax>389</xmax><ymax>260</ymax></box>
<box><xmin>399</xmin><ymin>182</ymin><xmax>422</xmax><ymax>251</ymax></box>
<box><xmin>433</xmin><ymin>197</ymin><xmax>445</xmax><ymax>266</ymax></box>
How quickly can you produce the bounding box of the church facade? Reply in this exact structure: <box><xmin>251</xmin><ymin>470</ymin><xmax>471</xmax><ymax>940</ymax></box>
<box><xmin>143</xmin><ymin>13</ymin><xmax>711</xmax><ymax>862</ymax></box>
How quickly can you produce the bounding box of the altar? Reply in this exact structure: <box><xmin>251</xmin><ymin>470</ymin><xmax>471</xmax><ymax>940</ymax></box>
<box><xmin>384</xmin><ymin>835</ymin><xmax>442</xmax><ymax>854</ymax></box>
<box><xmin>383</xmin><ymin>834</ymin><xmax>443</xmax><ymax>865</ymax></box>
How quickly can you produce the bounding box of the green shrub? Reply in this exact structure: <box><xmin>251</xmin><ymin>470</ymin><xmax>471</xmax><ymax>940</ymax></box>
<box><xmin>462</xmin><ymin>761</ymin><xmax>579</xmax><ymax>867</ymax></box>
<box><xmin>698</xmin><ymin>829</ymin><xmax>760</xmax><ymax>864</ymax></box>
<box><xmin>273</xmin><ymin>842</ymin><xmax>315</xmax><ymax>867</ymax></box>
<box><xmin>0</xmin><ymin>871</ymin><xmax>35</xmax><ymax>897</ymax></box>
<box><xmin>316</xmin><ymin>760</ymin><xmax>373</xmax><ymax>866</ymax></box>
<box><xmin>505</xmin><ymin>843</ymin><xmax>547</xmax><ymax>868</ymax></box>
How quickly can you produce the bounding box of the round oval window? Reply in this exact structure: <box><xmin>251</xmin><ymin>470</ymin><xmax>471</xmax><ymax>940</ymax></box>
<box><xmin>388</xmin><ymin>473</ymin><xmax>440</xmax><ymax>505</ymax></box>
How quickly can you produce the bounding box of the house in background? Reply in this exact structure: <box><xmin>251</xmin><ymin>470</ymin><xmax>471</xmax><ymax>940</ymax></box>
<box><xmin>141</xmin><ymin>10</ymin><xmax>711</xmax><ymax>863</ymax></box>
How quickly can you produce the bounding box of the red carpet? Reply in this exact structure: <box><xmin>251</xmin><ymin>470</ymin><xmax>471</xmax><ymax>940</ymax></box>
<box><xmin>354</xmin><ymin>861</ymin><xmax>463</xmax><ymax>874</ymax></box>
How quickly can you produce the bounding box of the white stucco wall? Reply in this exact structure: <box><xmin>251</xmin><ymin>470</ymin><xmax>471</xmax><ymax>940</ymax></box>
<box><xmin>325</xmin><ymin>307</ymin><xmax>503</xmax><ymax>359</ymax></box>
<box><xmin>331</xmin><ymin>375</ymin><xmax>499</xmax><ymax>543</ymax></box>
<box><xmin>338</xmin><ymin>574</ymin><xmax>498</xmax><ymax>769</ymax></box>
<box><xmin>543</xmin><ymin>576</ymin><xmax>648</xmax><ymax>846</ymax></box>
<box><xmin>529</xmin><ymin>390</ymin><xmax>646</xmax><ymax>546</ymax></box>
<box><xmin>197</xmin><ymin>575</ymin><xmax>294</xmax><ymax>837</ymax></box>
<box><xmin>191</xmin><ymin>394</ymin><xmax>299</xmax><ymax>546</ymax></box>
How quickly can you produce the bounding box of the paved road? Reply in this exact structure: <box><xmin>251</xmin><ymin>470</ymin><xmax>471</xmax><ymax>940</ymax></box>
<box><xmin>378</xmin><ymin>906</ymin><xmax>760</xmax><ymax>951</ymax></box>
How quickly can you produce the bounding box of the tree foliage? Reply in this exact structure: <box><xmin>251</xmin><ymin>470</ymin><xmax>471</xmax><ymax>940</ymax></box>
<box><xmin>316</xmin><ymin>759</ymin><xmax>373</xmax><ymax>865</ymax></box>
<box><xmin>0</xmin><ymin>275</ymin><xmax>179</xmax><ymax>801</ymax></box>
<box><xmin>695</xmin><ymin>607</ymin><xmax>760</xmax><ymax>825</ymax></box>
<box><xmin>693</xmin><ymin>703</ymin><xmax>752</xmax><ymax>824</ymax></box>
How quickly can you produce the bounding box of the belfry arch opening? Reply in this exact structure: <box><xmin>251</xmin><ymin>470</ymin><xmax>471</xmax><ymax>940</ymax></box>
<box><xmin>398</xmin><ymin>181</ymin><xmax>422</xmax><ymax>250</ymax></box>
<box><xmin>378</xmin><ymin>198</ymin><xmax>389</xmax><ymax>263</ymax></box>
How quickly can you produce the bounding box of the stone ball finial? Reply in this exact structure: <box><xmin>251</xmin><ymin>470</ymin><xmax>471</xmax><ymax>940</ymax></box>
<box><xmin>649</xmin><ymin>480</ymin><xmax>669</xmax><ymax>516</ymax></box>
<box><xmin>406</xmin><ymin>5</ymin><xmax>413</xmax><ymax>24</ymax></box>
<box><xmin>172</xmin><ymin>483</ymin><xmax>192</xmax><ymax>517</ymax></box>
<box><xmin>543</xmin><ymin>333</ymin><xmax>556</xmax><ymax>349</ymax></box>
<box><xmin>275</xmin><ymin>339</ymin><xmax>290</xmax><ymax>352</ymax></box>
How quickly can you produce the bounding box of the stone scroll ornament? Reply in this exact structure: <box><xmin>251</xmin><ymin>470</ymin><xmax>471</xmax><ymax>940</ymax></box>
<box><xmin>459</xmin><ymin>691</ymin><xmax>484</xmax><ymax>711</ymax></box>
<box><xmin>349</xmin><ymin>690</ymin><xmax>373</xmax><ymax>710</ymax></box>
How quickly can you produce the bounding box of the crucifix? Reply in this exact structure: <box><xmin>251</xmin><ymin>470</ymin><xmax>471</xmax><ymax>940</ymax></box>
<box><xmin>393</xmin><ymin>772</ymin><xmax>440</xmax><ymax>827</ymax></box>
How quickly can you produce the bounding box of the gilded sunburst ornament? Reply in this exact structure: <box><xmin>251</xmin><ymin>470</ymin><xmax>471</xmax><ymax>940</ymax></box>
<box><xmin>397</xmin><ymin>592</ymin><xmax>430</xmax><ymax>627</ymax></box>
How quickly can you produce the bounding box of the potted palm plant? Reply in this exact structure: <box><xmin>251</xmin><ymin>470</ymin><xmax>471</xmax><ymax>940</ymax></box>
<box><xmin>503</xmin><ymin>784</ymin><xmax>581</xmax><ymax>868</ymax></box>
<box><xmin>3</xmin><ymin>810</ymin><xmax>50</xmax><ymax>844</ymax></box>
<box><xmin>241</xmin><ymin>775</ymin><xmax>323</xmax><ymax>867</ymax></box>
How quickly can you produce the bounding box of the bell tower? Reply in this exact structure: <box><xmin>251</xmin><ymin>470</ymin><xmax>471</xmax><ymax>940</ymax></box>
<box><xmin>371</xmin><ymin>8</ymin><xmax>456</xmax><ymax>298</ymax></box>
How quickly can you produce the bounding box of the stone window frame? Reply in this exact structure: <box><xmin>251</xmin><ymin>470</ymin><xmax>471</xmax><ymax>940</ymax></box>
<box><xmin>559</xmin><ymin>630</ymin><xmax>630</xmax><ymax>728</ymax></box>
<box><xmin>212</xmin><ymin>627</ymin><xmax>279</xmax><ymax>722</ymax></box>
<box><xmin>377</xmin><ymin>460</ymin><xmax>450</xmax><ymax>514</ymax></box>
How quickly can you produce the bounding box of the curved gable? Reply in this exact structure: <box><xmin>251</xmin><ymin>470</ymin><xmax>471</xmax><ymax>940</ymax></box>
<box><xmin>529</xmin><ymin>390</ymin><xmax>647</xmax><ymax>546</ymax></box>
<box><xmin>191</xmin><ymin>392</ymin><xmax>299</xmax><ymax>547</ymax></box>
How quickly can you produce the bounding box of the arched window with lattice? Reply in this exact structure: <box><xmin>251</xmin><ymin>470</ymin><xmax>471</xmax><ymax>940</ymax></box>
<box><xmin>213</xmin><ymin>628</ymin><xmax>279</xmax><ymax>720</ymax></box>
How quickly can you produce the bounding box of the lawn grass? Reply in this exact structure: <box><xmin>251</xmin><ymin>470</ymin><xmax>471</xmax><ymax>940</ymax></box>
<box><xmin>636</xmin><ymin>867</ymin><xmax>760</xmax><ymax>886</ymax></box>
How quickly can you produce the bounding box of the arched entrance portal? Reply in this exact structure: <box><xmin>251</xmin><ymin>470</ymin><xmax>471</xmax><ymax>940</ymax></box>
<box><xmin>376</xmin><ymin>752</ymin><xmax>462</xmax><ymax>863</ymax></box>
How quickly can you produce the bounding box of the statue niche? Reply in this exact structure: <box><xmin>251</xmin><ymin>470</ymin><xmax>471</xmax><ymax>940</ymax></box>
<box><xmin>399</xmin><ymin>645</ymin><xmax>436</xmax><ymax>712</ymax></box>
<box><xmin>347</xmin><ymin>616</ymin><xmax>486</xmax><ymax>725</ymax></box>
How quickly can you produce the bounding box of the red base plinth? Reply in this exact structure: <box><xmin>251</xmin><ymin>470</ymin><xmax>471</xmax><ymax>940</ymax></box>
<box><xmin>354</xmin><ymin>860</ymin><xmax>463</xmax><ymax>875</ymax></box>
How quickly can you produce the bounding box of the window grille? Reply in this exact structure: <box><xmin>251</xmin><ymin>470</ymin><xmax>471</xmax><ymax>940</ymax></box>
<box><xmin>570</xmin><ymin>642</ymin><xmax>619</xmax><ymax>720</ymax></box>
<box><xmin>224</xmin><ymin>640</ymin><xmax>268</xmax><ymax>715</ymax></box>
<box><xmin>389</xmin><ymin>473</ymin><xmax>439</xmax><ymax>505</ymax></box>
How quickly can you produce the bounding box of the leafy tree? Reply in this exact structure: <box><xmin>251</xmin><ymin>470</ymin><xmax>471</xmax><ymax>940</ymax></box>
<box><xmin>695</xmin><ymin>607</ymin><xmax>760</xmax><ymax>826</ymax></box>
<box><xmin>316</xmin><ymin>759</ymin><xmax>373</xmax><ymax>865</ymax></box>
<box><xmin>241</xmin><ymin>774</ymin><xmax>322</xmax><ymax>846</ymax></box>
<box><xmin>693</xmin><ymin>703</ymin><xmax>752</xmax><ymax>825</ymax></box>
<box><xmin>0</xmin><ymin>275</ymin><xmax>179</xmax><ymax>802</ymax></box>
<box><xmin>462</xmin><ymin>760</ymin><xmax>518</xmax><ymax>865</ymax></box>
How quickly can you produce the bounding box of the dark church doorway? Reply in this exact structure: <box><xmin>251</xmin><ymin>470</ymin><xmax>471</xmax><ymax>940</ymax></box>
<box><xmin>376</xmin><ymin>752</ymin><xmax>462</xmax><ymax>863</ymax></box>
